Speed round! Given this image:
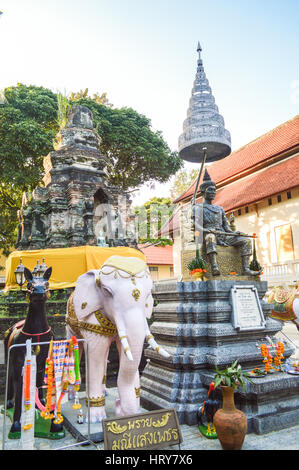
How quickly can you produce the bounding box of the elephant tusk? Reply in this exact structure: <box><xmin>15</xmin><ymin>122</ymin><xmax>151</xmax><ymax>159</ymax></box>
<box><xmin>118</xmin><ymin>330</ymin><xmax>133</xmax><ymax>361</ymax></box>
<box><xmin>145</xmin><ymin>333</ymin><xmax>171</xmax><ymax>358</ymax></box>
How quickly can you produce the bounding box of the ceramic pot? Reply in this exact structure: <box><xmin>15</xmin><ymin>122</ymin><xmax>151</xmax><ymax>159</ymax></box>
<box><xmin>213</xmin><ymin>386</ymin><xmax>247</xmax><ymax>450</ymax></box>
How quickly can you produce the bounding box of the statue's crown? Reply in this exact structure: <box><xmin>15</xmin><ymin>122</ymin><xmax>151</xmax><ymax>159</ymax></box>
<box><xmin>200</xmin><ymin>169</ymin><xmax>216</xmax><ymax>194</ymax></box>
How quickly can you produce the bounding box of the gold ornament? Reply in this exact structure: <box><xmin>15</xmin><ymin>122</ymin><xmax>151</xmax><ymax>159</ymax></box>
<box><xmin>66</xmin><ymin>293</ymin><xmax>117</xmax><ymax>338</ymax></box>
<box><xmin>132</xmin><ymin>288</ymin><xmax>141</xmax><ymax>302</ymax></box>
<box><xmin>106</xmin><ymin>421</ymin><xmax>128</xmax><ymax>434</ymax></box>
<box><xmin>86</xmin><ymin>395</ymin><xmax>106</xmax><ymax>407</ymax></box>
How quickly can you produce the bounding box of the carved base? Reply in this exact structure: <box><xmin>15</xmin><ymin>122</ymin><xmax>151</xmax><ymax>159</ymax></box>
<box><xmin>181</xmin><ymin>245</ymin><xmax>257</xmax><ymax>281</ymax></box>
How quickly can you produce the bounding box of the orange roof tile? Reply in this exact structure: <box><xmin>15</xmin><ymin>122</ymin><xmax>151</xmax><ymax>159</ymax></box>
<box><xmin>138</xmin><ymin>244</ymin><xmax>173</xmax><ymax>265</ymax></box>
<box><xmin>161</xmin><ymin>155</ymin><xmax>299</xmax><ymax>235</ymax></box>
<box><xmin>175</xmin><ymin>115</ymin><xmax>299</xmax><ymax>203</ymax></box>
<box><xmin>213</xmin><ymin>155</ymin><xmax>299</xmax><ymax>212</ymax></box>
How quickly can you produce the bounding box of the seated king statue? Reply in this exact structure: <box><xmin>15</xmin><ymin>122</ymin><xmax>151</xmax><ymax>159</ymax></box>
<box><xmin>193</xmin><ymin>169</ymin><xmax>260</xmax><ymax>277</ymax></box>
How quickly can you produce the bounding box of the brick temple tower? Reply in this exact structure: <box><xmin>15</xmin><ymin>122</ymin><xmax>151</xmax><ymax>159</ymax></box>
<box><xmin>16</xmin><ymin>106</ymin><xmax>135</xmax><ymax>250</ymax></box>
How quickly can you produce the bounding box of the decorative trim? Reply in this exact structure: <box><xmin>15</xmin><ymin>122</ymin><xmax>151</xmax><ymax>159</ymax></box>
<box><xmin>135</xmin><ymin>387</ymin><xmax>141</xmax><ymax>398</ymax></box>
<box><xmin>86</xmin><ymin>395</ymin><xmax>105</xmax><ymax>407</ymax></box>
<box><xmin>66</xmin><ymin>293</ymin><xmax>117</xmax><ymax>338</ymax></box>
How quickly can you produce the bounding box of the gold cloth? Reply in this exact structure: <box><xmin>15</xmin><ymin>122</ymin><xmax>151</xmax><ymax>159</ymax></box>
<box><xmin>5</xmin><ymin>246</ymin><xmax>146</xmax><ymax>291</ymax></box>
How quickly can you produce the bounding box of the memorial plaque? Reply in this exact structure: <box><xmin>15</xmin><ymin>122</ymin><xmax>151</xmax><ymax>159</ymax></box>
<box><xmin>230</xmin><ymin>285</ymin><xmax>266</xmax><ymax>331</ymax></box>
<box><xmin>102</xmin><ymin>408</ymin><xmax>182</xmax><ymax>450</ymax></box>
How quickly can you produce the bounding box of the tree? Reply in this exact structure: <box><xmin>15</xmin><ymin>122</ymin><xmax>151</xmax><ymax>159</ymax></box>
<box><xmin>71</xmin><ymin>98</ymin><xmax>183</xmax><ymax>191</ymax></box>
<box><xmin>69</xmin><ymin>88</ymin><xmax>113</xmax><ymax>107</ymax></box>
<box><xmin>132</xmin><ymin>197</ymin><xmax>174</xmax><ymax>245</ymax></box>
<box><xmin>0</xmin><ymin>84</ymin><xmax>58</xmax><ymax>255</ymax></box>
<box><xmin>170</xmin><ymin>168</ymin><xmax>198</xmax><ymax>200</ymax></box>
<box><xmin>0</xmin><ymin>85</ymin><xmax>182</xmax><ymax>256</ymax></box>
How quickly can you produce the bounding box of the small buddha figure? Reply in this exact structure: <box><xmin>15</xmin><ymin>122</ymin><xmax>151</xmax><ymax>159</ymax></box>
<box><xmin>193</xmin><ymin>170</ymin><xmax>260</xmax><ymax>276</ymax></box>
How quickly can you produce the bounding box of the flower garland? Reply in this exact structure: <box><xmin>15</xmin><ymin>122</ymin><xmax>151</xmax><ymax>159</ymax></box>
<box><xmin>72</xmin><ymin>336</ymin><xmax>82</xmax><ymax>411</ymax></box>
<box><xmin>189</xmin><ymin>268</ymin><xmax>207</xmax><ymax>276</ymax></box>
<box><xmin>41</xmin><ymin>337</ymin><xmax>82</xmax><ymax>423</ymax></box>
<box><xmin>41</xmin><ymin>340</ymin><xmax>54</xmax><ymax>420</ymax></box>
<box><xmin>274</xmin><ymin>341</ymin><xmax>285</xmax><ymax>371</ymax></box>
<box><xmin>259</xmin><ymin>340</ymin><xmax>285</xmax><ymax>374</ymax></box>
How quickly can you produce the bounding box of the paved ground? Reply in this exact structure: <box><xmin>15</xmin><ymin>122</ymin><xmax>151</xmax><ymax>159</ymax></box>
<box><xmin>1</xmin><ymin>322</ymin><xmax>298</xmax><ymax>451</ymax></box>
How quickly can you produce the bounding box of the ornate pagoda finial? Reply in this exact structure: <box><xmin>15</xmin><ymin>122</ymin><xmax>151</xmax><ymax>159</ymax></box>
<box><xmin>178</xmin><ymin>43</ymin><xmax>231</xmax><ymax>163</ymax></box>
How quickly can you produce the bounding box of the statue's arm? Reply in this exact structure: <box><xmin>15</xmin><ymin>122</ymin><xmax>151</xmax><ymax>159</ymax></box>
<box><xmin>221</xmin><ymin>208</ymin><xmax>238</xmax><ymax>234</ymax></box>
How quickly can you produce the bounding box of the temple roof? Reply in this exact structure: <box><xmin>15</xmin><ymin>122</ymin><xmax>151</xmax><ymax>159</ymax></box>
<box><xmin>138</xmin><ymin>244</ymin><xmax>173</xmax><ymax>265</ymax></box>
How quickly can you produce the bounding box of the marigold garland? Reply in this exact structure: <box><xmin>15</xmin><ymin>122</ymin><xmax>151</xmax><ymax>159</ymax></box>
<box><xmin>41</xmin><ymin>346</ymin><xmax>54</xmax><ymax>420</ymax></box>
<box><xmin>259</xmin><ymin>341</ymin><xmax>285</xmax><ymax>373</ymax></box>
<box><xmin>41</xmin><ymin>337</ymin><xmax>81</xmax><ymax>423</ymax></box>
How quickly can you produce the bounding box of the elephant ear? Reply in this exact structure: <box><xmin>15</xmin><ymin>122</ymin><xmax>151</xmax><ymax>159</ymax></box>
<box><xmin>73</xmin><ymin>269</ymin><xmax>102</xmax><ymax>321</ymax></box>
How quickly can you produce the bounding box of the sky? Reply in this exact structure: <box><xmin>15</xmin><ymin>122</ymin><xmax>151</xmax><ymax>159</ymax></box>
<box><xmin>0</xmin><ymin>0</ymin><xmax>298</xmax><ymax>205</ymax></box>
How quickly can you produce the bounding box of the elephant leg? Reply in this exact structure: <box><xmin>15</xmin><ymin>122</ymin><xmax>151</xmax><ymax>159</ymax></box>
<box><xmin>134</xmin><ymin>371</ymin><xmax>141</xmax><ymax>410</ymax></box>
<box><xmin>85</xmin><ymin>332</ymin><xmax>112</xmax><ymax>423</ymax></box>
<box><xmin>102</xmin><ymin>346</ymin><xmax>110</xmax><ymax>396</ymax></box>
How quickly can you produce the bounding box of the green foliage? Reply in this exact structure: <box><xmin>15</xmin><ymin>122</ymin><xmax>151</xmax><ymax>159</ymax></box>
<box><xmin>70</xmin><ymin>98</ymin><xmax>183</xmax><ymax>190</ymax></box>
<box><xmin>214</xmin><ymin>360</ymin><xmax>254</xmax><ymax>391</ymax></box>
<box><xmin>187</xmin><ymin>246</ymin><xmax>207</xmax><ymax>271</ymax></box>
<box><xmin>57</xmin><ymin>93</ymin><xmax>71</xmax><ymax>129</ymax></box>
<box><xmin>250</xmin><ymin>239</ymin><xmax>262</xmax><ymax>272</ymax></box>
<box><xmin>132</xmin><ymin>197</ymin><xmax>174</xmax><ymax>245</ymax></box>
<box><xmin>0</xmin><ymin>84</ymin><xmax>58</xmax><ymax>255</ymax></box>
<box><xmin>187</xmin><ymin>256</ymin><xmax>207</xmax><ymax>271</ymax></box>
<box><xmin>69</xmin><ymin>88</ymin><xmax>113</xmax><ymax>107</ymax></box>
<box><xmin>0</xmin><ymin>85</ymin><xmax>182</xmax><ymax>258</ymax></box>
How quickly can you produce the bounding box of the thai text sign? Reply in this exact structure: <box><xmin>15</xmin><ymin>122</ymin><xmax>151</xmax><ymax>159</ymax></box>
<box><xmin>230</xmin><ymin>285</ymin><xmax>266</xmax><ymax>331</ymax></box>
<box><xmin>102</xmin><ymin>408</ymin><xmax>182</xmax><ymax>450</ymax></box>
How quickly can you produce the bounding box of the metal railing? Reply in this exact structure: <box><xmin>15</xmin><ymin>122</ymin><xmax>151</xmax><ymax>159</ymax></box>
<box><xmin>262</xmin><ymin>259</ymin><xmax>299</xmax><ymax>286</ymax></box>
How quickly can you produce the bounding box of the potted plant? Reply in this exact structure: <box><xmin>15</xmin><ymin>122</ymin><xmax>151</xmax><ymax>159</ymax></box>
<box><xmin>213</xmin><ymin>360</ymin><xmax>253</xmax><ymax>450</ymax></box>
<box><xmin>187</xmin><ymin>248</ymin><xmax>207</xmax><ymax>281</ymax></box>
<box><xmin>249</xmin><ymin>236</ymin><xmax>263</xmax><ymax>274</ymax></box>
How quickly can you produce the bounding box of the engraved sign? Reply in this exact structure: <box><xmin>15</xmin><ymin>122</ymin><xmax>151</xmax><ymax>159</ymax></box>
<box><xmin>230</xmin><ymin>285</ymin><xmax>266</xmax><ymax>331</ymax></box>
<box><xmin>102</xmin><ymin>408</ymin><xmax>182</xmax><ymax>451</ymax></box>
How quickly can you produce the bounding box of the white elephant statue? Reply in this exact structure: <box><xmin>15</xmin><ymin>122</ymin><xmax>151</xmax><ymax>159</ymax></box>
<box><xmin>66</xmin><ymin>255</ymin><xmax>170</xmax><ymax>423</ymax></box>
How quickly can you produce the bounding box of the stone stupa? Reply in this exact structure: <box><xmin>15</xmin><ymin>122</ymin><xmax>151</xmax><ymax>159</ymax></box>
<box><xmin>15</xmin><ymin>106</ymin><xmax>135</xmax><ymax>251</ymax></box>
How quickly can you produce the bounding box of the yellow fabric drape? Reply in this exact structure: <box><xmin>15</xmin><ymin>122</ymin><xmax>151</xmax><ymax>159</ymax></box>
<box><xmin>5</xmin><ymin>246</ymin><xmax>146</xmax><ymax>291</ymax></box>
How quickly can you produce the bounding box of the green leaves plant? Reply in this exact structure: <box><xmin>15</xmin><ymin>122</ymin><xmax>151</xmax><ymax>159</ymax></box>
<box><xmin>213</xmin><ymin>360</ymin><xmax>254</xmax><ymax>391</ymax></box>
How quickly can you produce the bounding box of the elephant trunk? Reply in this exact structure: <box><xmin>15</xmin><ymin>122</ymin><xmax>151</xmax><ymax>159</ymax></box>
<box><xmin>145</xmin><ymin>321</ymin><xmax>170</xmax><ymax>358</ymax></box>
<box><xmin>116</xmin><ymin>310</ymin><xmax>146</xmax><ymax>416</ymax></box>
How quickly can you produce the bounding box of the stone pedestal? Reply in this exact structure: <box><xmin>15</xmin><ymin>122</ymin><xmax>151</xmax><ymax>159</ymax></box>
<box><xmin>140</xmin><ymin>280</ymin><xmax>299</xmax><ymax>433</ymax></box>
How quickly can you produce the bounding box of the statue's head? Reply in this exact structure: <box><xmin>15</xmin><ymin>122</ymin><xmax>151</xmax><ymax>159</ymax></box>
<box><xmin>200</xmin><ymin>169</ymin><xmax>216</xmax><ymax>201</ymax></box>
